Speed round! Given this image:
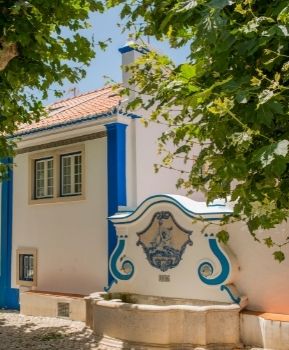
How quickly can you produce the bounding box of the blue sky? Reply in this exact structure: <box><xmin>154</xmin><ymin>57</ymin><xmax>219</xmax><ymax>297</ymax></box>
<box><xmin>44</xmin><ymin>7</ymin><xmax>189</xmax><ymax>105</ymax></box>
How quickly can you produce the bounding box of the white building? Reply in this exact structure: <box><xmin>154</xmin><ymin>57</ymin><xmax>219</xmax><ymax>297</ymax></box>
<box><xmin>1</xmin><ymin>43</ymin><xmax>289</xmax><ymax>349</ymax></box>
<box><xmin>0</xmin><ymin>44</ymin><xmax>185</xmax><ymax>309</ymax></box>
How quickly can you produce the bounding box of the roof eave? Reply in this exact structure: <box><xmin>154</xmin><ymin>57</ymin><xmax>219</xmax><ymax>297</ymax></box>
<box><xmin>11</xmin><ymin>109</ymin><xmax>141</xmax><ymax>139</ymax></box>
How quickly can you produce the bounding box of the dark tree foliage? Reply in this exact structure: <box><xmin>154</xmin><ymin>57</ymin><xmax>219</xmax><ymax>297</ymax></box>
<box><xmin>107</xmin><ymin>0</ymin><xmax>289</xmax><ymax>261</ymax></box>
<box><xmin>0</xmin><ymin>0</ymin><xmax>104</xmax><ymax>176</ymax></box>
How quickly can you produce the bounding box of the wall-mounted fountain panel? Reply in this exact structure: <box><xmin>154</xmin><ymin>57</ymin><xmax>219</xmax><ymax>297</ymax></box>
<box><xmin>87</xmin><ymin>195</ymin><xmax>248</xmax><ymax>349</ymax></box>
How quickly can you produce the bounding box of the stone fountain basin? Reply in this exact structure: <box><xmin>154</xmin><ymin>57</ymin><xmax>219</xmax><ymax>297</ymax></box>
<box><xmin>86</xmin><ymin>292</ymin><xmax>247</xmax><ymax>349</ymax></box>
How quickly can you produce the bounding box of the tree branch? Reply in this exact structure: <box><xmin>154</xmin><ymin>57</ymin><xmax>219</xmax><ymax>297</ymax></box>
<box><xmin>0</xmin><ymin>39</ymin><xmax>18</xmax><ymax>71</ymax></box>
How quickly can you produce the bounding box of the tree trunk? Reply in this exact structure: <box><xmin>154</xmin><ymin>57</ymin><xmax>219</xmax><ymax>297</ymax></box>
<box><xmin>0</xmin><ymin>39</ymin><xmax>18</xmax><ymax>71</ymax></box>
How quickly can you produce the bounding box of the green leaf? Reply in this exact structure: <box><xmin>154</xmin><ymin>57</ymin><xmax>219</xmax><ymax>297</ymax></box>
<box><xmin>216</xmin><ymin>230</ymin><xmax>230</xmax><ymax>244</ymax></box>
<box><xmin>273</xmin><ymin>251</ymin><xmax>285</xmax><ymax>263</ymax></box>
<box><xmin>107</xmin><ymin>0</ymin><xmax>289</xmax><ymax>261</ymax></box>
<box><xmin>278</xmin><ymin>5</ymin><xmax>289</xmax><ymax>24</ymax></box>
<box><xmin>208</xmin><ymin>0</ymin><xmax>231</xmax><ymax>9</ymax></box>
<box><xmin>264</xmin><ymin>237</ymin><xmax>274</xmax><ymax>248</ymax></box>
<box><xmin>180</xmin><ymin>64</ymin><xmax>197</xmax><ymax>79</ymax></box>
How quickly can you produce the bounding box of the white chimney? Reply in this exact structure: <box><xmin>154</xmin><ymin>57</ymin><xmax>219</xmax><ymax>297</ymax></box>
<box><xmin>118</xmin><ymin>41</ymin><xmax>148</xmax><ymax>101</ymax></box>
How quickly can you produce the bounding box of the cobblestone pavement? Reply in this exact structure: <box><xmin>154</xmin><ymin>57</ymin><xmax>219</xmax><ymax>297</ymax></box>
<box><xmin>0</xmin><ymin>310</ymin><xmax>102</xmax><ymax>349</ymax></box>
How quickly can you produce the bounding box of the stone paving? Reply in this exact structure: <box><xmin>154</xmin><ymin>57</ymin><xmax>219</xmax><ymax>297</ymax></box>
<box><xmin>0</xmin><ymin>310</ymin><xmax>102</xmax><ymax>349</ymax></box>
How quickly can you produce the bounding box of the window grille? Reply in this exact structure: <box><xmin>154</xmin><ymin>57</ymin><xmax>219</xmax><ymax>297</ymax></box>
<box><xmin>19</xmin><ymin>254</ymin><xmax>34</xmax><ymax>282</ymax></box>
<box><xmin>57</xmin><ymin>302</ymin><xmax>70</xmax><ymax>318</ymax></box>
<box><xmin>17</xmin><ymin>248</ymin><xmax>37</xmax><ymax>286</ymax></box>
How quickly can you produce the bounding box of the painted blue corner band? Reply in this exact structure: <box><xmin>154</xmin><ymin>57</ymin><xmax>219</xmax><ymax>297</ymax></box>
<box><xmin>118</xmin><ymin>46</ymin><xmax>134</xmax><ymax>54</ymax></box>
<box><xmin>106</xmin><ymin>123</ymin><xmax>127</xmax><ymax>213</ymax></box>
<box><xmin>109</xmin><ymin>238</ymin><xmax>134</xmax><ymax>281</ymax></box>
<box><xmin>118</xmin><ymin>44</ymin><xmax>150</xmax><ymax>55</ymax></box>
<box><xmin>106</xmin><ymin>123</ymin><xmax>128</xmax><ymax>287</ymax></box>
<box><xmin>0</xmin><ymin>158</ymin><xmax>19</xmax><ymax>309</ymax></box>
<box><xmin>220</xmin><ymin>285</ymin><xmax>241</xmax><ymax>304</ymax></box>
<box><xmin>198</xmin><ymin>238</ymin><xmax>230</xmax><ymax>286</ymax></box>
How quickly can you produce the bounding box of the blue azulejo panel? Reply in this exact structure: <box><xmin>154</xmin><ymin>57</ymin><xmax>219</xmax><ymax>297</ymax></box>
<box><xmin>136</xmin><ymin>211</ymin><xmax>193</xmax><ymax>272</ymax></box>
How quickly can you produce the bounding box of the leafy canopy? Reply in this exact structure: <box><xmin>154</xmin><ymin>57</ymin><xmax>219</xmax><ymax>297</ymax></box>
<box><xmin>0</xmin><ymin>0</ymin><xmax>104</xmax><ymax>176</ymax></box>
<box><xmin>107</xmin><ymin>0</ymin><xmax>289</xmax><ymax>261</ymax></box>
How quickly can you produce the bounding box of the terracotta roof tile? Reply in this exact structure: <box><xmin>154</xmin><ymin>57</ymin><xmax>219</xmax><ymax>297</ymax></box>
<box><xmin>17</xmin><ymin>85</ymin><xmax>121</xmax><ymax>135</ymax></box>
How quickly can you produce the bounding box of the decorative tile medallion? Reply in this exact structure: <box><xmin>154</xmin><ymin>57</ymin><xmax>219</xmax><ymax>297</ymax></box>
<box><xmin>136</xmin><ymin>211</ymin><xmax>193</xmax><ymax>272</ymax></box>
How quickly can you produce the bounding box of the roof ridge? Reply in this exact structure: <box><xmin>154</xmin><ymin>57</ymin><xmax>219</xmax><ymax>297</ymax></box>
<box><xmin>17</xmin><ymin>83</ymin><xmax>122</xmax><ymax>135</ymax></box>
<box><xmin>48</xmin><ymin>84</ymin><xmax>116</xmax><ymax>107</ymax></box>
<box><xmin>50</xmin><ymin>87</ymin><xmax>120</xmax><ymax>118</ymax></box>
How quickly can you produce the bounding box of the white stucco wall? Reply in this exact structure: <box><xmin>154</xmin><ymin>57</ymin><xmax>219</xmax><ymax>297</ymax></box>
<box><xmin>126</xmin><ymin>114</ymin><xmax>289</xmax><ymax>314</ymax></box>
<box><xmin>110</xmin><ymin>194</ymin><xmax>289</xmax><ymax>314</ymax></box>
<box><xmin>228</xmin><ymin>221</ymin><xmax>289</xmax><ymax>314</ymax></box>
<box><xmin>121</xmin><ymin>46</ymin><xmax>204</xmax><ymax>207</ymax></box>
<box><xmin>112</xmin><ymin>203</ymin><xmax>238</xmax><ymax>302</ymax></box>
<box><xmin>126</xmin><ymin>118</ymin><xmax>195</xmax><ymax>207</ymax></box>
<box><xmin>12</xmin><ymin>137</ymin><xmax>108</xmax><ymax>295</ymax></box>
<box><xmin>110</xmin><ymin>198</ymin><xmax>240</xmax><ymax>305</ymax></box>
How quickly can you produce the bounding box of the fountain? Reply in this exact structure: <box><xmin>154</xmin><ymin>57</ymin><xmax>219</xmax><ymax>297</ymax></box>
<box><xmin>86</xmin><ymin>195</ymin><xmax>247</xmax><ymax>349</ymax></box>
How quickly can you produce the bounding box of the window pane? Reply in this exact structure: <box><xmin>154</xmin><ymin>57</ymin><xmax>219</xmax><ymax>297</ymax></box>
<box><xmin>62</xmin><ymin>156</ymin><xmax>71</xmax><ymax>195</ymax></box>
<box><xmin>35</xmin><ymin>158</ymin><xmax>53</xmax><ymax>199</ymax></box>
<box><xmin>61</xmin><ymin>153</ymin><xmax>82</xmax><ymax>196</ymax></box>
<box><xmin>75</xmin><ymin>183</ymin><xmax>82</xmax><ymax>194</ymax></box>
<box><xmin>47</xmin><ymin>159</ymin><xmax>54</xmax><ymax>197</ymax></box>
<box><xmin>35</xmin><ymin>160</ymin><xmax>45</xmax><ymax>198</ymax></box>
<box><xmin>74</xmin><ymin>154</ymin><xmax>81</xmax><ymax>194</ymax></box>
<box><xmin>20</xmin><ymin>254</ymin><xmax>34</xmax><ymax>281</ymax></box>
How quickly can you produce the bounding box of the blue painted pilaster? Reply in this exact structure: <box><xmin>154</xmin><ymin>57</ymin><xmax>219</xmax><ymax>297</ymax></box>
<box><xmin>105</xmin><ymin>123</ymin><xmax>127</xmax><ymax>287</ymax></box>
<box><xmin>0</xmin><ymin>158</ymin><xmax>19</xmax><ymax>309</ymax></box>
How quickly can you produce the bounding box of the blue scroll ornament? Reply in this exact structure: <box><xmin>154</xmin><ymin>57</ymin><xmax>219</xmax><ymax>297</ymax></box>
<box><xmin>197</xmin><ymin>237</ymin><xmax>242</xmax><ymax>304</ymax></box>
<box><xmin>105</xmin><ymin>238</ymin><xmax>135</xmax><ymax>292</ymax></box>
<box><xmin>220</xmin><ymin>285</ymin><xmax>241</xmax><ymax>304</ymax></box>
<box><xmin>198</xmin><ymin>238</ymin><xmax>230</xmax><ymax>286</ymax></box>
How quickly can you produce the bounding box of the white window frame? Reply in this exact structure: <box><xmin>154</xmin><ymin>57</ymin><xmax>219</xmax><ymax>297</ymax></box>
<box><xmin>29</xmin><ymin>145</ymin><xmax>85</xmax><ymax>204</ymax></box>
<box><xmin>34</xmin><ymin>157</ymin><xmax>54</xmax><ymax>199</ymax></box>
<box><xmin>60</xmin><ymin>152</ymin><xmax>82</xmax><ymax>197</ymax></box>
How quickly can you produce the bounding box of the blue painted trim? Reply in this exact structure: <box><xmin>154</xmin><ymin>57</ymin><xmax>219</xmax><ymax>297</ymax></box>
<box><xmin>10</xmin><ymin>109</ymin><xmax>140</xmax><ymax>138</ymax></box>
<box><xmin>220</xmin><ymin>285</ymin><xmax>241</xmax><ymax>304</ymax></box>
<box><xmin>109</xmin><ymin>195</ymin><xmax>232</xmax><ymax>225</ymax></box>
<box><xmin>198</xmin><ymin>238</ymin><xmax>230</xmax><ymax>286</ymax></box>
<box><xmin>104</xmin><ymin>279</ymin><xmax>117</xmax><ymax>292</ymax></box>
<box><xmin>109</xmin><ymin>238</ymin><xmax>135</xmax><ymax>281</ymax></box>
<box><xmin>106</xmin><ymin>123</ymin><xmax>128</xmax><ymax>287</ymax></box>
<box><xmin>119</xmin><ymin>44</ymin><xmax>150</xmax><ymax>55</ymax></box>
<box><xmin>118</xmin><ymin>46</ymin><xmax>134</xmax><ymax>54</ymax></box>
<box><xmin>12</xmin><ymin>111</ymin><xmax>114</xmax><ymax>137</ymax></box>
<box><xmin>118</xmin><ymin>110</ymin><xmax>141</xmax><ymax>119</ymax></box>
<box><xmin>0</xmin><ymin>158</ymin><xmax>19</xmax><ymax>309</ymax></box>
